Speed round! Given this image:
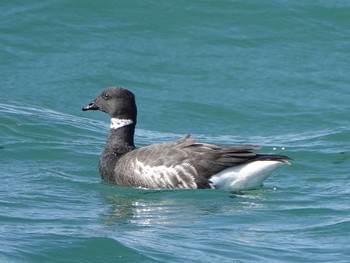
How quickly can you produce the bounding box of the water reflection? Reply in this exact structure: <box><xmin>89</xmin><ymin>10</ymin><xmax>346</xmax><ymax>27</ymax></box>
<box><xmin>101</xmin><ymin>186</ymin><xmax>270</xmax><ymax>227</ymax></box>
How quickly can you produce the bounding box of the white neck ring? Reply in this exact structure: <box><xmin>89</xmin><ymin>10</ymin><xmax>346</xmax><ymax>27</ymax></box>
<box><xmin>110</xmin><ymin>118</ymin><xmax>134</xmax><ymax>129</ymax></box>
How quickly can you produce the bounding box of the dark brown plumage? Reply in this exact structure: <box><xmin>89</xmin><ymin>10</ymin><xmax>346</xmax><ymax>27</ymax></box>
<box><xmin>82</xmin><ymin>86</ymin><xmax>291</xmax><ymax>190</ymax></box>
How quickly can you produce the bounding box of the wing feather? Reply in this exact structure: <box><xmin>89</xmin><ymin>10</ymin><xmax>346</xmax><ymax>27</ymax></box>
<box><xmin>114</xmin><ymin>135</ymin><xmax>289</xmax><ymax>189</ymax></box>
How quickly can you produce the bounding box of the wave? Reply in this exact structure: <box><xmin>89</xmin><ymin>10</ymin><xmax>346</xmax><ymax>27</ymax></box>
<box><xmin>2</xmin><ymin>101</ymin><xmax>348</xmax><ymax>151</ymax></box>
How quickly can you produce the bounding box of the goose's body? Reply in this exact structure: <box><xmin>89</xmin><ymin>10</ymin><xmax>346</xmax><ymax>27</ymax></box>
<box><xmin>83</xmin><ymin>87</ymin><xmax>290</xmax><ymax>190</ymax></box>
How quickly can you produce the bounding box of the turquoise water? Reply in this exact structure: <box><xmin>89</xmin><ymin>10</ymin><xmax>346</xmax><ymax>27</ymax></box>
<box><xmin>1</xmin><ymin>1</ymin><xmax>350</xmax><ymax>262</ymax></box>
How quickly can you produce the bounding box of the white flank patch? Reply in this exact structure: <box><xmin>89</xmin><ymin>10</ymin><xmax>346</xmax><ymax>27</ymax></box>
<box><xmin>209</xmin><ymin>160</ymin><xmax>288</xmax><ymax>191</ymax></box>
<box><xmin>133</xmin><ymin>159</ymin><xmax>197</xmax><ymax>189</ymax></box>
<box><xmin>110</xmin><ymin>118</ymin><xmax>133</xmax><ymax>129</ymax></box>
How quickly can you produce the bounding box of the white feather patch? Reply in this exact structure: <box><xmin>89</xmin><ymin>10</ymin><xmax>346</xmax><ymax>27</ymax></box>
<box><xmin>209</xmin><ymin>160</ymin><xmax>287</xmax><ymax>191</ymax></box>
<box><xmin>133</xmin><ymin>159</ymin><xmax>197</xmax><ymax>189</ymax></box>
<box><xmin>110</xmin><ymin>118</ymin><xmax>133</xmax><ymax>129</ymax></box>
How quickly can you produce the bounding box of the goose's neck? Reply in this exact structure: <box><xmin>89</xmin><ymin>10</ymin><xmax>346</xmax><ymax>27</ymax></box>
<box><xmin>105</xmin><ymin>118</ymin><xmax>136</xmax><ymax>151</ymax></box>
<box><xmin>99</xmin><ymin>119</ymin><xmax>136</xmax><ymax>182</ymax></box>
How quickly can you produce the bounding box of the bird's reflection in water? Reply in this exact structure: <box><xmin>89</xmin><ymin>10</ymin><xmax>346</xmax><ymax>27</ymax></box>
<box><xmin>100</xmin><ymin>186</ymin><xmax>269</xmax><ymax>227</ymax></box>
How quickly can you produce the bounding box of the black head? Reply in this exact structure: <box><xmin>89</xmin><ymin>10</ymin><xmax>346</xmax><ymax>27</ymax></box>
<box><xmin>82</xmin><ymin>87</ymin><xmax>137</xmax><ymax>121</ymax></box>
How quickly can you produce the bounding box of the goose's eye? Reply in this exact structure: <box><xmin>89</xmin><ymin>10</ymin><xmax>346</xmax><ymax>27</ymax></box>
<box><xmin>103</xmin><ymin>94</ymin><xmax>109</xmax><ymax>100</ymax></box>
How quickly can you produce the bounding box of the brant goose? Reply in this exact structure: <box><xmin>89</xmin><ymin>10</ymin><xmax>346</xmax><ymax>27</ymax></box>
<box><xmin>82</xmin><ymin>87</ymin><xmax>291</xmax><ymax>190</ymax></box>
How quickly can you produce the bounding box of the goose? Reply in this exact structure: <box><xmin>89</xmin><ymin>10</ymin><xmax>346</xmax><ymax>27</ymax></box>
<box><xmin>82</xmin><ymin>86</ymin><xmax>291</xmax><ymax>190</ymax></box>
